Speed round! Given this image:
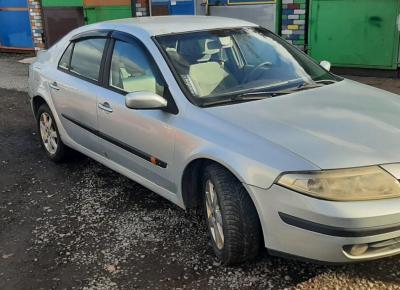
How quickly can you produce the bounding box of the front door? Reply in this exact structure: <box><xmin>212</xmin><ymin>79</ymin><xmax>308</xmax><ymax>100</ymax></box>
<box><xmin>49</xmin><ymin>38</ymin><xmax>108</xmax><ymax>154</ymax></box>
<box><xmin>97</xmin><ymin>35</ymin><xmax>176</xmax><ymax>192</ymax></box>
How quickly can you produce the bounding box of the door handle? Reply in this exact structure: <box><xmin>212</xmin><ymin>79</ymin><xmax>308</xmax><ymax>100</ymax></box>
<box><xmin>49</xmin><ymin>82</ymin><xmax>60</xmax><ymax>91</ymax></box>
<box><xmin>98</xmin><ymin>102</ymin><xmax>113</xmax><ymax>113</ymax></box>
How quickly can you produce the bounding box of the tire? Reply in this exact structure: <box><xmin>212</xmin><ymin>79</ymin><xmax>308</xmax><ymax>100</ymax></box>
<box><xmin>202</xmin><ymin>163</ymin><xmax>262</xmax><ymax>265</ymax></box>
<box><xmin>36</xmin><ymin>103</ymin><xmax>68</xmax><ymax>162</ymax></box>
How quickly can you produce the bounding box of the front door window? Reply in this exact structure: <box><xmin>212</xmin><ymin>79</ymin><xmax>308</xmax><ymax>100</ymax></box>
<box><xmin>109</xmin><ymin>40</ymin><xmax>165</xmax><ymax>96</ymax></box>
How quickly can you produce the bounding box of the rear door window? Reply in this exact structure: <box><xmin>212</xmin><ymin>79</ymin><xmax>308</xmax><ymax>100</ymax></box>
<box><xmin>69</xmin><ymin>38</ymin><xmax>107</xmax><ymax>81</ymax></box>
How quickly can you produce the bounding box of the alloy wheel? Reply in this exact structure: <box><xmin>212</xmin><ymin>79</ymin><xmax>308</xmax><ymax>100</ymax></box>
<box><xmin>39</xmin><ymin>112</ymin><xmax>58</xmax><ymax>155</ymax></box>
<box><xmin>205</xmin><ymin>179</ymin><xmax>224</xmax><ymax>250</ymax></box>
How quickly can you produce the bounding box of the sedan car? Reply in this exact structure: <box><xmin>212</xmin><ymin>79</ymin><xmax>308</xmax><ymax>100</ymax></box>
<box><xmin>29</xmin><ymin>16</ymin><xmax>400</xmax><ymax>264</ymax></box>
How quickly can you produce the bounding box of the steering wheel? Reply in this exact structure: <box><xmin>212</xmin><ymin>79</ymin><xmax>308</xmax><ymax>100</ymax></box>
<box><xmin>243</xmin><ymin>61</ymin><xmax>272</xmax><ymax>83</ymax></box>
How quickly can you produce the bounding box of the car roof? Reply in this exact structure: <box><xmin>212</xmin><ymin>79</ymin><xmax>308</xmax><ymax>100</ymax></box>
<box><xmin>91</xmin><ymin>16</ymin><xmax>258</xmax><ymax>36</ymax></box>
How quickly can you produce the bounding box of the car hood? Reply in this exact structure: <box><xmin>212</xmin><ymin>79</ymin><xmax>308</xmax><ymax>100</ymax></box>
<box><xmin>205</xmin><ymin>79</ymin><xmax>400</xmax><ymax>169</ymax></box>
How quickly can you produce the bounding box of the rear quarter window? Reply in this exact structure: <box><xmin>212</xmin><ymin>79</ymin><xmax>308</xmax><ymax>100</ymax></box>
<box><xmin>58</xmin><ymin>43</ymin><xmax>73</xmax><ymax>70</ymax></box>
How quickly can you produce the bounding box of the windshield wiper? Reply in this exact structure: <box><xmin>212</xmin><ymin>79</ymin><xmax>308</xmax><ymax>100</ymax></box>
<box><xmin>236</xmin><ymin>83</ymin><xmax>321</xmax><ymax>97</ymax></box>
<box><xmin>201</xmin><ymin>79</ymin><xmax>338</xmax><ymax>107</ymax></box>
<box><xmin>314</xmin><ymin>79</ymin><xmax>338</xmax><ymax>84</ymax></box>
<box><xmin>236</xmin><ymin>82</ymin><xmax>324</xmax><ymax>98</ymax></box>
<box><xmin>291</xmin><ymin>79</ymin><xmax>337</xmax><ymax>91</ymax></box>
<box><xmin>202</xmin><ymin>84</ymin><xmax>319</xmax><ymax>107</ymax></box>
<box><xmin>231</xmin><ymin>90</ymin><xmax>289</xmax><ymax>100</ymax></box>
<box><xmin>201</xmin><ymin>91</ymin><xmax>282</xmax><ymax>107</ymax></box>
<box><xmin>296</xmin><ymin>82</ymin><xmax>324</xmax><ymax>90</ymax></box>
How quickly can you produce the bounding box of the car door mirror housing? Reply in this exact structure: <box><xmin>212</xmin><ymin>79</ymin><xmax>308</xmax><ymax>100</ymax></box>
<box><xmin>320</xmin><ymin>60</ymin><xmax>331</xmax><ymax>72</ymax></box>
<box><xmin>125</xmin><ymin>91</ymin><xmax>168</xmax><ymax>110</ymax></box>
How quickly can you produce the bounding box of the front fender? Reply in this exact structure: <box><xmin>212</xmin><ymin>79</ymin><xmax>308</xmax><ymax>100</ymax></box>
<box><xmin>181</xmin><ymin>145</ymin><xmax>281</xmax><ymax>190</ymax></box>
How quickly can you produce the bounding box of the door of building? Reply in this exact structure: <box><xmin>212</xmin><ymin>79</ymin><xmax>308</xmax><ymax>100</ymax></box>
<box><xmin>0</xmin><ymin>0</ymin><xmax>34</xmax><ymax>49</ymax></box>
<box><xmin>42</xmin><ymin>7</ymin><xmax>85</xmax><ymax>47</ymax></box>
<box><xmin>308</xmin><ymin>0</ymin><xmax>400</xmax><ymax>70</ymax></box>
<box><xmin>85</xmin><ymin>6</ymin><xmax>132</xmax><ymax>24</ymax></box>
<box><xmin>150</xmin><ymin>0</ymin><xmax>194</xmax><ymax>16</ymax></box>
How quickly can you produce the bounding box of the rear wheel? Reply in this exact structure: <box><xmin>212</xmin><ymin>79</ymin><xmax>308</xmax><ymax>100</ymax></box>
<box><xmin>202</xmin><ymin>163</ymin><xmax>262</xmax><ymax>265</ymax></box>
<box><xmin>37</xmin><ymin>104</ymin><xmax>68</xmax><ymax>162</ymax></box>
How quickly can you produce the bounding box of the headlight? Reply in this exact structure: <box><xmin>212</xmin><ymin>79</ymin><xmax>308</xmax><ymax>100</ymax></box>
<box><xmin>277</xmin><ymin>166</ymin><xmax>400</xmax><ymax>201</ymax></box>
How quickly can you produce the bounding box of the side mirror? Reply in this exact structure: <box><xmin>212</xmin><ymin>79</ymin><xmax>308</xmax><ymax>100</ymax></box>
<box><xmin>320</xmin><ymin>60</ymin><xmax>331</xmax><ymax>72</ymax></box>
<box><xmin>125</xmin><ymin>91</ymin><xmax>167</xmax><ymax>110</ymax></box>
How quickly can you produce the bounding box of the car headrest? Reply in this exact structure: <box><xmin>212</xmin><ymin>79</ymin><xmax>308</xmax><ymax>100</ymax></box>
<box><xmin>204</xmin><ymin>39</ymin><xmax>221</xmax><ymax>55</ymax></box>
<box><xmin>178</xmin><ymin>39</ymin><xmax>204</xmax><ymax>59</ymax></box>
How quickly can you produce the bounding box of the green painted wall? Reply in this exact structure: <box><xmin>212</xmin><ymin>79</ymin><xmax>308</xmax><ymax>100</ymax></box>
<box><xmin>84</xmin><ymin>6</ymin><xmax>132</xmax><ymax>24</ymax></box>
<box><xmin>41</xmin><ymin>0</ymin><xmax>84</xmax><ymax>7</ymax></box>
<box><xmin>308</xmin><ymin>0</ymin><xmax>400</xmax><ymax>69</ymax></box>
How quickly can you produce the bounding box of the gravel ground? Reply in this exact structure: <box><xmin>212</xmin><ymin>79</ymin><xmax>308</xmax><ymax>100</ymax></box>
<box><xmin>1</xmin><ymin>54</ymin><xmax>400</xmax><ymax>289</ymax></box>
<box><xmin>0</xmin><ymin>53</ymin><xmax>33</xmax><ymax>92</ymax></box>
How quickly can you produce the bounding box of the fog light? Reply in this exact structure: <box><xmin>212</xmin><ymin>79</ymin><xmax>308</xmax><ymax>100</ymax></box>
<box><xmin>349</xmin><ymin>244</ymin><xmax>369</xmax><ymax>256</ymax></box>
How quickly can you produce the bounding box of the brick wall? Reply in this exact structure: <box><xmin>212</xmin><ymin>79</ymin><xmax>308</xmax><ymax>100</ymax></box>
<box><xmin>28</xmin><ymin>0</ymin><xmax>45</xmax><ymax>50</ymax></box>
<box><xmin>281</xmin><ymin>0</ymin><xmax>307</xmax><ymax>50</ymax></box>
<box><xmin>135</xmin><ymin>0</ymin><xmax>149</xmax><ymax>16</ymax></box>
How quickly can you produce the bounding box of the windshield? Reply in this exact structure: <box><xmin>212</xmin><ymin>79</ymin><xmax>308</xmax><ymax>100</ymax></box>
<box><xmin>156</xmin><ymin>27</ymin><xmax>340</xmax><ymax>106</ymax></box>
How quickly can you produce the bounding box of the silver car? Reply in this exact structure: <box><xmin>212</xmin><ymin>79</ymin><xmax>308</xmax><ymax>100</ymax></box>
<box><xmin>29</xmin><ymin>16</ymin><xmax>400</xmax><ymax>264</ymax></box>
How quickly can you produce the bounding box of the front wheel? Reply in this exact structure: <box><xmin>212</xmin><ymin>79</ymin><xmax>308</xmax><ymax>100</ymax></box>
<box><xmin>202</xmin><ymin>163</ymin><xmax>263</xmax><ymax>265</ymax></box>
<box><xmin>37</xmin><ymin>104</ymin><xmax>68</xmax><ymax>162</ymax></box>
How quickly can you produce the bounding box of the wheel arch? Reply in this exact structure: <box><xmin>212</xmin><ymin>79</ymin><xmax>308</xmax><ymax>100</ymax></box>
<box><xmin>180</xmin><ymin>156</ymin><xmax>266</xmax><ymax>249</ymax></box>
<box><xmin>31</xmin><ymin>94</ymin><xmax>68</xmax><ymax>146</ymax></box>
<box><xmin>180</xmin><ymin>156</ymin><xmax>246</xmax><ymax>209</ymax></box>
<box><xmin>32</xmin><ymin>95</ymin><xmax>48</xmax><ymax>119</ymax></box>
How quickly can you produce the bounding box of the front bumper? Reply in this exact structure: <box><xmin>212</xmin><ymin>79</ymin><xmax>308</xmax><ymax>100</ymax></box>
<box><xmin>247</xmin><ymin>184</ymin><xmax>400</xmax><ymax>263</ymax></box>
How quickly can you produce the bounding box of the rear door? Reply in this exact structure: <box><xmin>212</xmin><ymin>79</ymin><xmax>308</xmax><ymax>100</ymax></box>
<box><xmin>96</xmin><ymin>32</ymin><xmax>177</xmax><ymax>192</ymax></box>
<box><xmin>49</xmin><ymin>35</ymin><xmax>108</xmax><ymax>154</ymax></box>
